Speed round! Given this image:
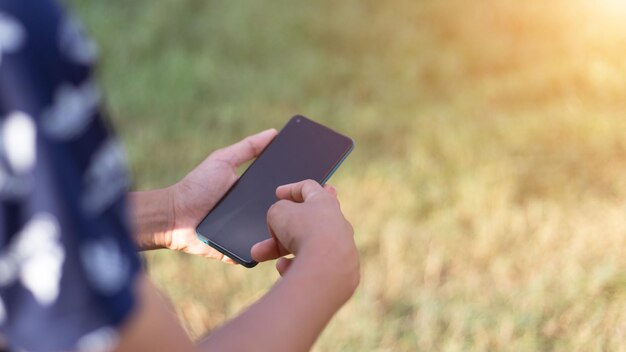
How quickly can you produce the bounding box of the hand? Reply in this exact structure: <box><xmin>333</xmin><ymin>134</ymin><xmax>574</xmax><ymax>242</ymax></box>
<box><xmin>165</xmin><ymin>129</ymin><xmax>277</xmax><ymax>263</ymax></box>
<box><xmin>251</xmin><ymin>180</ymin><xmax>360</xmax><ymax>295</ymax></box>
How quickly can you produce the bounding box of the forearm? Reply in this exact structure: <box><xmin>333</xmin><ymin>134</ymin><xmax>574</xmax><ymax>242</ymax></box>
<box><xmin>200</xmin><ymin>253</ymin><xmax>358</xmax><ymax>351</ymax></box>
<box><xmin>115</xmin><ymin>258</ymin><xmax>357</xmax><ymax>352</ymax></box>
<box><xmin>128</xmin><ymin>188</ymin><xmax>173</xmax><ymax>251</ymax></box>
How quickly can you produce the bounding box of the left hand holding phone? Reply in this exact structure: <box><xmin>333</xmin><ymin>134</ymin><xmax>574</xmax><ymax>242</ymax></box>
<box><xmin>167</xmin><ymin>129</ymin><xmax>278</xmax><ymax>262</ymax></box>
<box><xmin>131</xmin><ymin>129</ymin><xmax>277</xmax><ymax>262</ymax></box>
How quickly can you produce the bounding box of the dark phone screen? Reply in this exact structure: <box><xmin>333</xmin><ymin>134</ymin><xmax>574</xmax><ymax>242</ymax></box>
<box><xmin>195</xmin><ymin>116</ymin><xmax>354</xmax><ymax>267</ymax></box>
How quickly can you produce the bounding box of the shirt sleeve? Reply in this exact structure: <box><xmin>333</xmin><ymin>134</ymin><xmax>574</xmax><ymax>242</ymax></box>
<box><xmin>0</xmin><ymin>1</ymin><xmax>141</xmax><ymax>351</ymax></box>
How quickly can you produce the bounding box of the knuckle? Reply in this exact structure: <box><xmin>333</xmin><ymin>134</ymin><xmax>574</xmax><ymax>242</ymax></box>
<box><xmin>243</xmin><ymin>136</ymin><xmax>259</xmax><ymax>155</ymax></box>
<box><xmin>267</xmin><ymin>204</ymin><xmax>279</xmax><ymax>222</ymax></box>
<box><xmin>275</xmin><ymin>199</ymin><xmax>291</xmax><ymax>209</ymax></box>
<box><xmin>208</xmin><ymin>149</ymin><xmax>232</xmax><ymax>166</ymax></box>
<box><xmin>209</xmin><ymin>148</ymin><xmax>226</xmax><ymax>159</ymax></box>
<box><xmin>320</xmin><ymin>193</ymin><xmax>339</xmax><ymax>207</ymax></box>
<box><xmin>344</xmin><ymin>220</ymin><xmax>355</xmax><ymax>236</ymax></box>
<box><xmin>267</xmin><ymin>203</ymin><xmax>278</xmax><ymax>215</ymax></box>
<box><xmin>303</xmin><ymin>179</ymin><xmax>317</xmax><ymax>186</ymax></box>
<box><xmin>350</xmin><ymin>266</ymin><xmax>361</xmax><ymax>292</ymax></box>
<box><xmin>267</xmin><ymin>200</ymin><xmax>289</xmax><ymax>220</ymax></box>
<box><xmin>303</xmin><ymin>179</ymin><xmax>319</xmax><ymax>190</ymax></box>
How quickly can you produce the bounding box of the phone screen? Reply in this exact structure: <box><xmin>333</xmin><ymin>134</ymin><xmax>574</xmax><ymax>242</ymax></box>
<box><xmin>195</xmin><ymin>115</ymin><xmax>354</xmax><ymax>267</ymax></box>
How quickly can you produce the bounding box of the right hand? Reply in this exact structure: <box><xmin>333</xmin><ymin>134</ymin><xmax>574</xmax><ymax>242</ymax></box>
<box><xmin>251</xmin><ymin>180</ymin><xmax>360</xmax><ymax>294</ymax></box>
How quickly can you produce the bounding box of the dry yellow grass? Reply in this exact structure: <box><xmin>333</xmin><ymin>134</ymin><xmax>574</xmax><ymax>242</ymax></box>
<box><xmin>71</xmin><ymin>0</ymin><xmax>626</xmax><ymax>350</ymax></box>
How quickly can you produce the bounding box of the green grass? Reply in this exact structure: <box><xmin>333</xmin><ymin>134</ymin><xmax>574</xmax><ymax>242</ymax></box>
<box><xmin>70</xmin><ymin>0</ymin><xmax>626</xmax><ymax>350</ymax></box>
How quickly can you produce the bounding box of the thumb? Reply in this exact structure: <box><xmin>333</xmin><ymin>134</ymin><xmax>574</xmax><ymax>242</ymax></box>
<box><xmin>211</xmin><ymin>128</ymin><xmax>277</xmax><ymax>168</ymax></box>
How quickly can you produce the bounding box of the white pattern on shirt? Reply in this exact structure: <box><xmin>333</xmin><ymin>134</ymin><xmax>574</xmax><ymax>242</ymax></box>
<box><xmin>0</xmin><ymin>213</ymin><xmax>65</xmax><ymax>306</ymax></box>
<box><xmin>0</xmin><ymin>12</ymin><xmax>24</xmax><ymax>66</ymax></box>
<box><xmin>41</xmin><ymin>80</ymin><xmax>101</xmax><ymax>140</ymax></box>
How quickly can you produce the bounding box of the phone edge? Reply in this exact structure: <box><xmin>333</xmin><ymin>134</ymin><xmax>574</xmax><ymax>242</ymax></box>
<box><xmin>321</xmin><ymin>139</ymin><xmax>355</xmax><ymax>185</ymax></box>
<box><xmin>196</xmin><ymin>232</ymin><xmax>258</xmax><ymax>268</ymax></box>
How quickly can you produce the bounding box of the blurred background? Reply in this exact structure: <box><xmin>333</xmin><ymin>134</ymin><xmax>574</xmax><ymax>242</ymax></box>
<box><xmin>69</xmin><ymin>0</ymin><xmax>626</xmax><ymax>350</ymax></box>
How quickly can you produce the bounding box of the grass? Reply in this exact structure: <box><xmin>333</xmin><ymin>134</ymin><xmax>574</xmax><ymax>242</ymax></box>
<box><xmin>69</xmin><ymin>0</ymin><xmax>626</xmax><ymax>350</ymax></box>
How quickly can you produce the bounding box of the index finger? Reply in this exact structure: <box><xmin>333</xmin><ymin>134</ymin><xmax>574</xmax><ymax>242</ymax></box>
<box><xmin>276</xmin><ymin>180</ymin><xmax>324</xmax><ymax>203</ymax></box>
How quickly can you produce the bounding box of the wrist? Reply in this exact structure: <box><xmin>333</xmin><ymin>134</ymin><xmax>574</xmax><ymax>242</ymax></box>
<box><xmin>129</xmin><ymin>187</ymin><xmax>175</xmax><ymax>251</ymax></box>
<box><xmin>162</xmin><ymin>185</ymin><xmax>176</xmax><ymax>249</ymax></box>
<box><xmin>290</xmin><ymin>240</ymin><xmax>360</xmax><ymax>303</ymax></box>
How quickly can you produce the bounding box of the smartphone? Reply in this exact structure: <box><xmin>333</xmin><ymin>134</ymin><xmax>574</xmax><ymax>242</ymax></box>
<box><xmin>195</xmin><ymin>115</ymin><xmax>354</xmax><ymax>268</ymax></box>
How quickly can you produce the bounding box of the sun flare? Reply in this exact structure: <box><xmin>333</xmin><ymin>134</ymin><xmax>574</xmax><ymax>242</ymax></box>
<box><xmin>591</xmin><ymin>0</ymin><xmax>626</xmax><ymax>21</ymax></box>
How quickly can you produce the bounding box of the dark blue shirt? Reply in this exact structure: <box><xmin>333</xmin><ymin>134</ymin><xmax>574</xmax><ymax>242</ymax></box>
<box><xmin>0</xmin><ymin>1</ymin><xmax>140</xmax><ymax>350</ymax></box>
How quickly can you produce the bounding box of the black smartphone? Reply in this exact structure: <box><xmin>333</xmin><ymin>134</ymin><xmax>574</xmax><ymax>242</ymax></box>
<box><xmin>195</xmin><ymin>115</ymin><xmax>354</xmax><ymax>268</ymax></box>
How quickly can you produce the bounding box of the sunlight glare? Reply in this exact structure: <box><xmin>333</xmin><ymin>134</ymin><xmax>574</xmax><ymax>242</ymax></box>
<box><xmin>594</xmin><ymin>0</ymin><xmax>626</xmax><ymax>19</ymax></box>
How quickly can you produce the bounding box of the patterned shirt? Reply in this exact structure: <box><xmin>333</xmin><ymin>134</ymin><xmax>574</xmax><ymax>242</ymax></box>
<box><xmin>0</xmin><ymin>1</ymin><xmax>141</xmax><ymax>351</ymax></box>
